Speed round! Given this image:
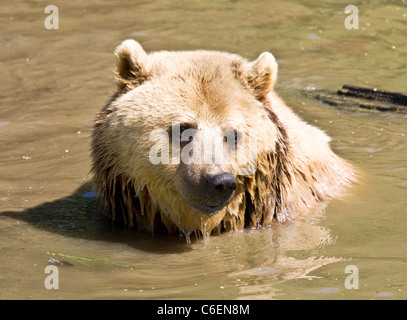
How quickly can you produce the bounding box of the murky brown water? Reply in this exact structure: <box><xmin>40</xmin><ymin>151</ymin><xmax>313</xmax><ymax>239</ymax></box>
<box><xmin>1</xmin><ymin>0</ymin><xmax>407</xmax><ymax>300</ymax></box>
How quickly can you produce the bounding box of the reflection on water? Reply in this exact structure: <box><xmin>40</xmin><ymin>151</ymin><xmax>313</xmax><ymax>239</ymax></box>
<box><xmin>1</xmin><ymin>0</ymin><xmax>407</xmax><ymax>299</ymax></box>
<box><xmin>1</xmin><ymin>182</ymin><xmax>338</xmax><ymax>299</ymax></box>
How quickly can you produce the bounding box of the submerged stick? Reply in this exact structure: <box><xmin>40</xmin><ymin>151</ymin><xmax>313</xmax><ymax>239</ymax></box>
<box><xmin>303</xmin><ymin>85</ymin><xmax>407</xmax><ymax>114</ymax></box>
<box><xmin>338</xmin><ymin>85</ymin><xmax>407</xmax><ymax>106</ymax></box>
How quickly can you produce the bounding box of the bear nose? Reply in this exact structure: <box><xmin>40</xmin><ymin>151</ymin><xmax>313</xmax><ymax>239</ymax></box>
<box><xmin>205</xmin><ymin>173</ymin><xmax>237</xmax><ymax>203</ymax></box>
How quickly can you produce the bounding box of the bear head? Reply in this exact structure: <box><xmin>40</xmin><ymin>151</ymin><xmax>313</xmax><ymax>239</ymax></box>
<box><xmin>91</xmin><ymin>40</ymin><xmax>354</xmax><ymax>239</ymax></box>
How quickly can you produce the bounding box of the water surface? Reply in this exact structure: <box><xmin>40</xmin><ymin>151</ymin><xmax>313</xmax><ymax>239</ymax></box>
<box><xmin>1</xmin><ymin>0</ymin><xmax>406</xmax><ymax>299</ymax></box>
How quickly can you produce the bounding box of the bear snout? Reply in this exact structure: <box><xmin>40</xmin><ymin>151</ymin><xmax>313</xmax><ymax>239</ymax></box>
<box><xmin>205</xmin><ymin>173</ymin><xmax>237</xmax><ymax>203</ymax></box>
<box><xmin>180</xmin><ymin>171</ymin><xmax>237</xmax><ymax>216</ymax></box>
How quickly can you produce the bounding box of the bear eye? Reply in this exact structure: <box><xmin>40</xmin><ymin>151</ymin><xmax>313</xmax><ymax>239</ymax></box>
<box><xmin>179</xmin><ymin>124</ymin><xmax>190</xmax><ymax>136</ymax></box>
<box><xmin>223</xmin><ymin>129</ymin><xmax>240</xmax><ymax>149</ymax></box>
<box><xmin>169</xmin><ymin>123</ymin><xmax>195</xmax><ymax>147</ymax></box>
<box><xmin>180</xmin><ymin>124</ymin><xmax>195</xmax><ymax>146</ymax></box>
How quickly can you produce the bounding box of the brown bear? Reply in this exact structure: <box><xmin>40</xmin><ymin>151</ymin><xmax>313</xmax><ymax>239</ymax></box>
<box><xmin>91</xmin><ymin>39</ymin><xmax>355</xmax><ymax>240</ymax></box>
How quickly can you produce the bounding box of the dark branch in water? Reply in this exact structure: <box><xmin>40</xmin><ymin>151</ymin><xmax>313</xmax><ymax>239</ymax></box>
<box><xmin>304</xmin><ymin>85</ymin><xmax>407</xmax><ymax>114</ymax></box>
<box><xmin>338</xmin><ymin>85</ymin><xmax>407</xmax><ymax>106</ymax></box>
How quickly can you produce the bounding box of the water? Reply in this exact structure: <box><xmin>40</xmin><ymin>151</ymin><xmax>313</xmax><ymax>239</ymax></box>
<box><xmin>1</xmin><ymin>0</ymin><xmax>407</xmax><ymax>299</ymax></box>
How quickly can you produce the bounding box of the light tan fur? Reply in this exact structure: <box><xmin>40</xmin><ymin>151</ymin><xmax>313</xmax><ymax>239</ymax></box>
<box><xmin>91</xmin><ymin>40</ymin><xmax>355</xmax><ymax>239</ymax></box>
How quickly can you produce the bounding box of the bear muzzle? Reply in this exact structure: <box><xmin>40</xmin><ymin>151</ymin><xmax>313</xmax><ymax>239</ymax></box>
<box><xmin>184</xmin><ymin>173</ymin><xmax>237</xmax><ymax>216</ymax></box>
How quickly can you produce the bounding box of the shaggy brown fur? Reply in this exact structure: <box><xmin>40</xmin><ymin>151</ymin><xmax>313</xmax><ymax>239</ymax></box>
<box><xmin>91</xmin><ymin>40</ymin><xmax>355</xmax><ymax>239</ymax></box>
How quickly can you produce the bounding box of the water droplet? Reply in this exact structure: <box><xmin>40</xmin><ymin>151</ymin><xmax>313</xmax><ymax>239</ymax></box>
<box><xmin>181</xmin><ymin>229</ymin><xmax>192</xmax><ymax>244</ymax></box>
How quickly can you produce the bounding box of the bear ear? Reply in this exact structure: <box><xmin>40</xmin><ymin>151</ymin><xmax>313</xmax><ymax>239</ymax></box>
<box><xmin>248</xmin><ymin>52</ymin><xmax>278</xmax><ymax>100</ymax></box>
<box><xmin>114</xmin><ymin>39</ymin><xmax>150</xmax><ymax>92</ymax></box>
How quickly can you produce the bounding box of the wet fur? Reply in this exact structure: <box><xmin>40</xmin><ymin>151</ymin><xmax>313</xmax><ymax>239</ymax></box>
<box><xmin>91</xmin><ymin>41</ymin><xmax>355</xmax><ymax>238</ymax></box>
